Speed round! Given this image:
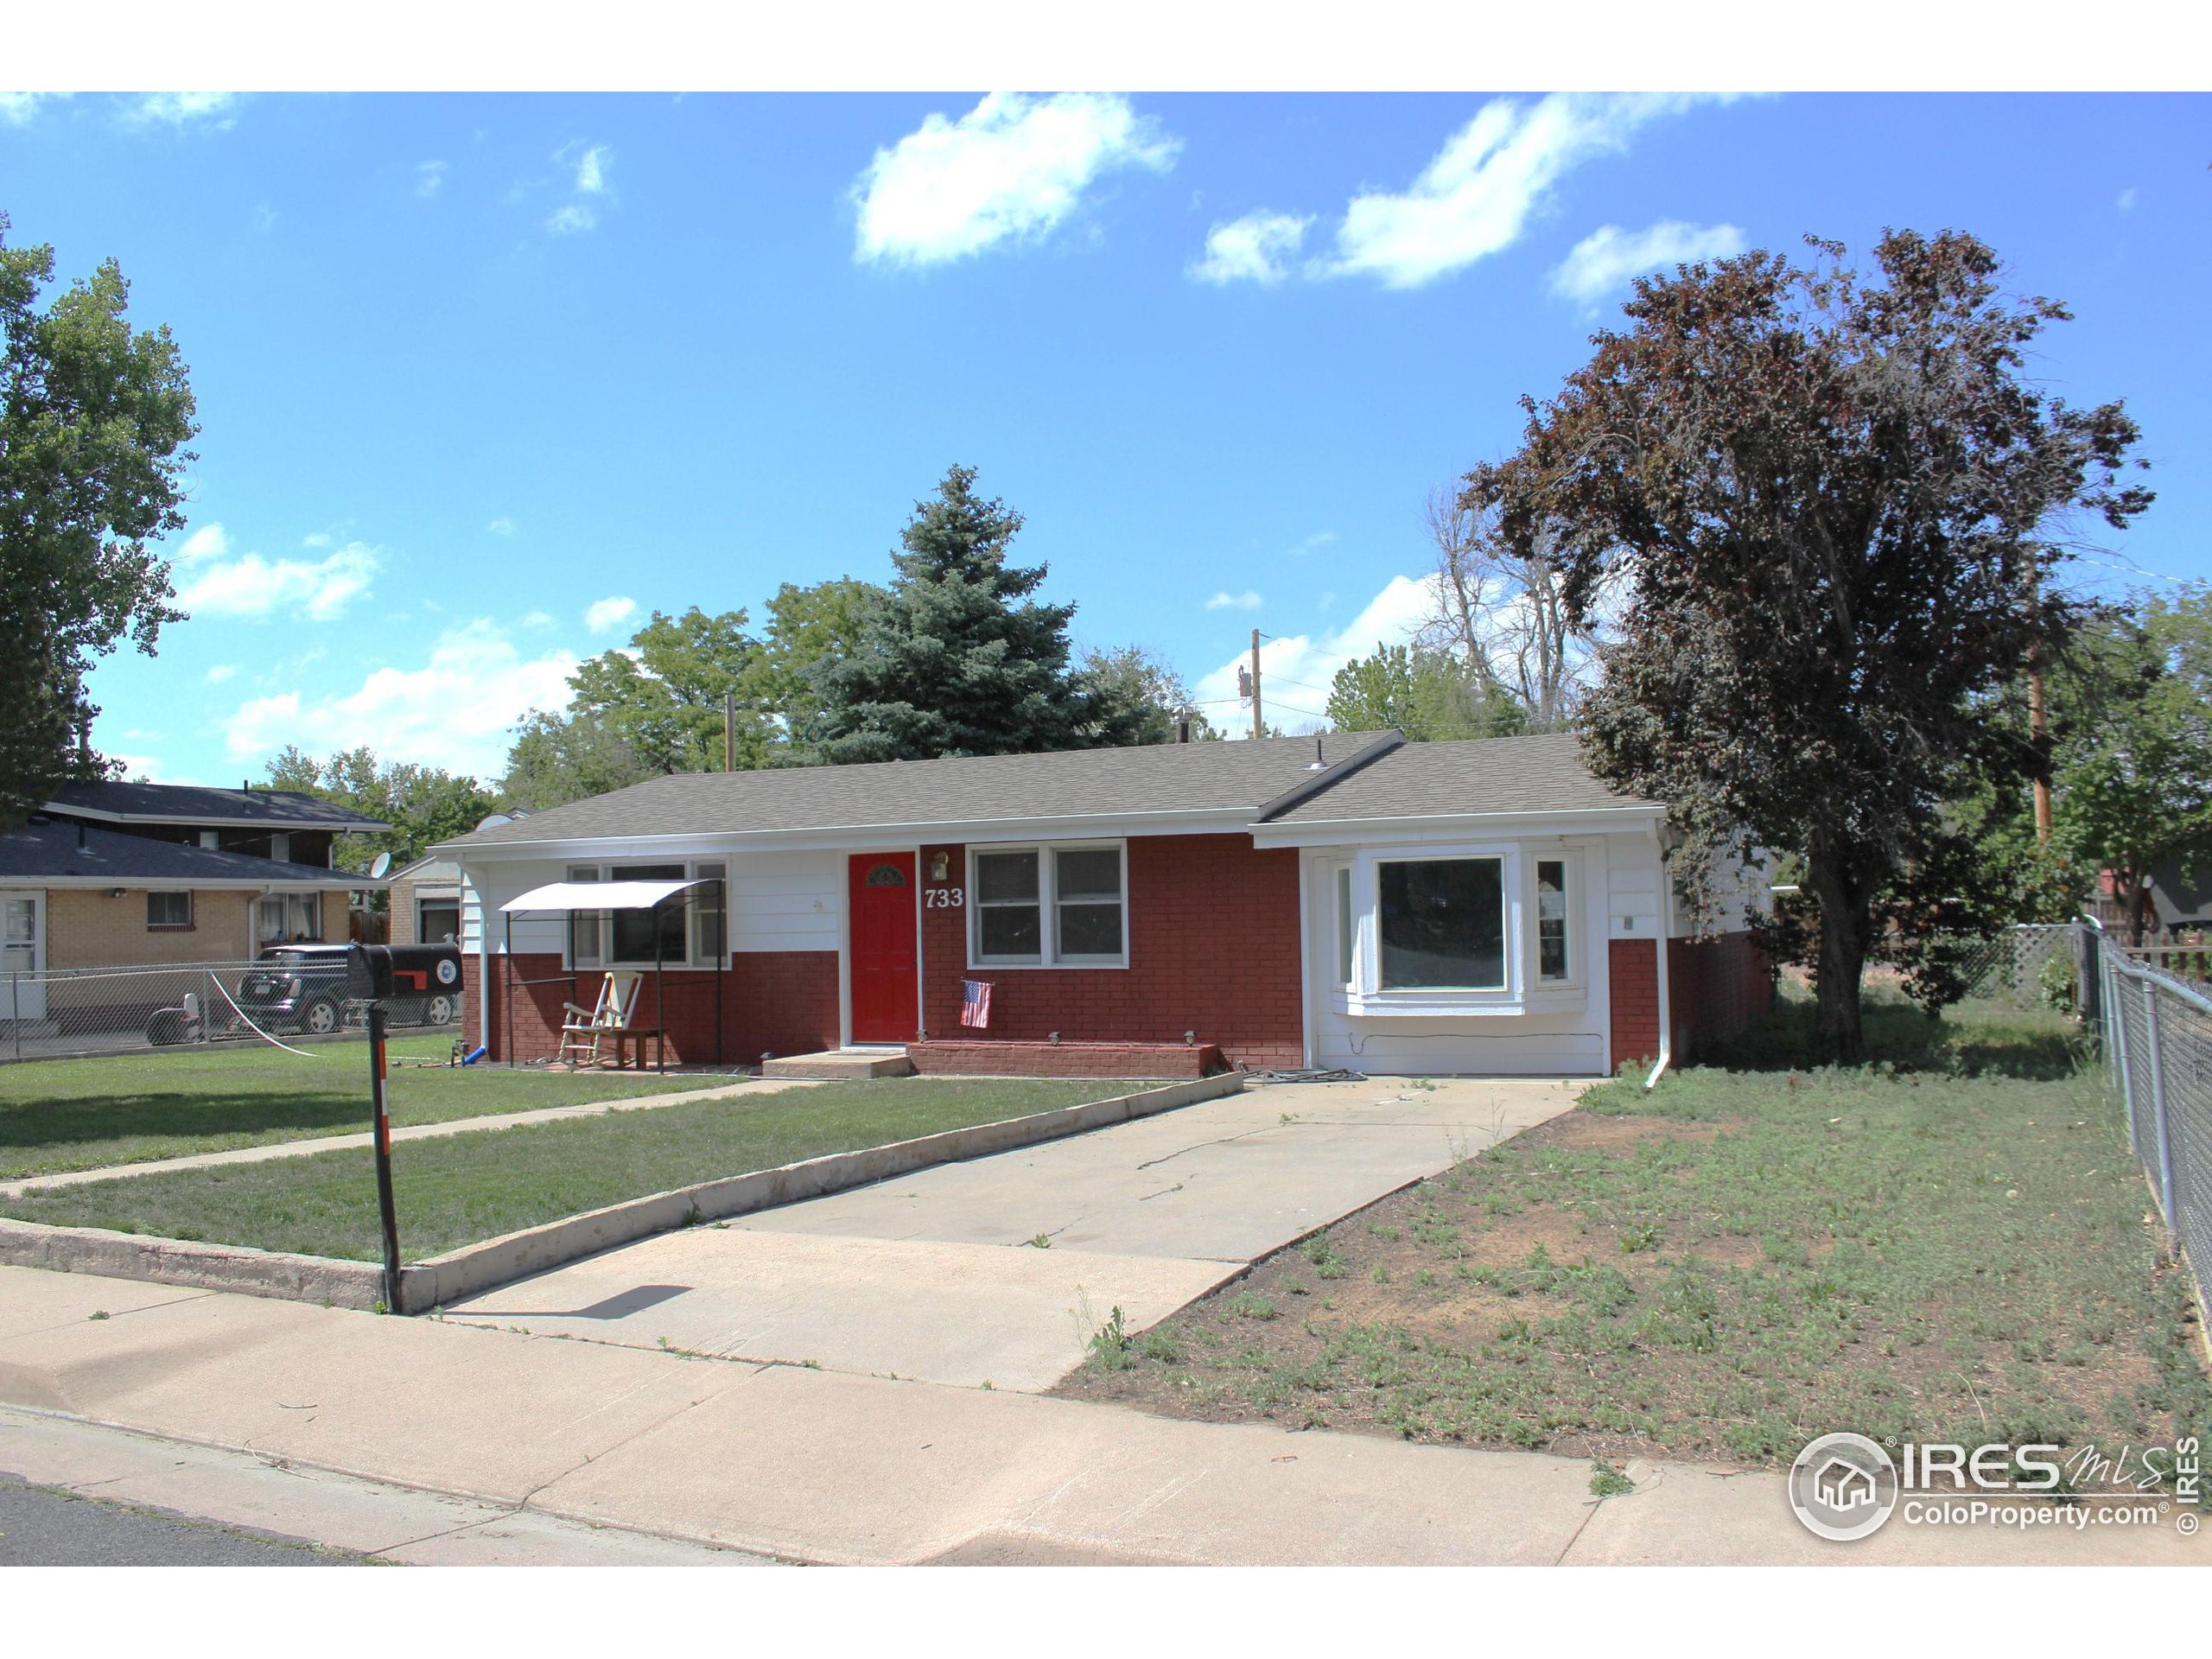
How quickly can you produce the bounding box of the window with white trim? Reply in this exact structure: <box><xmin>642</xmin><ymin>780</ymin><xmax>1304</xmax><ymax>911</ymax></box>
<box><xmin>1376</xmin><ymin>857</ymin><xmax>1505</xmax><ymax>991</ymax></box>
<box><xmin>1333</xmin><ymin>862</ymin><xmax>1355</xmax><ymax>988</ymax></box>
<box><xmin>1535</xmin><ymin>856</ymin><xmax>1573</xmax><ymax>984</ymax></box>
<box><xmin>969</xmin><ymin>842</ymin><xmax>1127</xmax><ymax>967</ymax></box>
<box><xmin>564</xmin><ymin>861</ymin><xmax>726</xmax><ymax>969</ymax></box>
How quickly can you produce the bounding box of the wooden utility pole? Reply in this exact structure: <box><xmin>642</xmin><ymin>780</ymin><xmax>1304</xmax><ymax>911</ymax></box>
<box><xmin>2026</xmin><ymin>566</ymin><xmax>2051</xmax><ymax>844</ymax></box>
<box><xmin>1249</xmin><ymin>628</ymin><xmax>1263</xmax><ymax>741</ymax></box>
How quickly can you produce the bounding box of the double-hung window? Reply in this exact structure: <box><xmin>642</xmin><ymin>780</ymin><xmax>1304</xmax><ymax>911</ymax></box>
<box><xmin>564</xmin><ymin>861</ymin><xmax>725</xmax><ymax>969</ymax></box>
<box><xmin>969</xmin><ymin>842</ymin><xmax>1126</xmax><ymax>968</ymax></box>
<box><xmin>147</xmin><ymin>891</ymin><xmax>193</xmax><ymax>931</ymax></box>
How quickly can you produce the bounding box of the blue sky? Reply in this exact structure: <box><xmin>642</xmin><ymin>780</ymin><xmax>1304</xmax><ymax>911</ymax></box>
<box><xmin>3</xmin><ymin>89</ymin><xmax>2206</xmax><ymax>784</ymax></box>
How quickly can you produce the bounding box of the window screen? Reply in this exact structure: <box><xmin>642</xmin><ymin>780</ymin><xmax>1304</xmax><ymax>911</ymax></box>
<box><xmin>975</xmin><ymin>849</ymin><xmax>1042</xmax><ymax>960</ymax></box>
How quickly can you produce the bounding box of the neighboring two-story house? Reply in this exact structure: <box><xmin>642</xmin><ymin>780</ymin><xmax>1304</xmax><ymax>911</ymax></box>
<box><xmin>0</xmin><ymin>783</ymin><xmax>390</xmax><ymax>1014</ymax></box>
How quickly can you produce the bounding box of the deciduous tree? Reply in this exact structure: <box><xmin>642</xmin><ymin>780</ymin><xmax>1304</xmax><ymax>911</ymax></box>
<box><xmin>0</xmin><ymin>214</ymin><xmax>196</xmax><ymax>827</ymax></box>
<box><xmin>1494</xmin><ymin>231</ymin><xmax>2149</xmax><ymax>1058</ymax></box>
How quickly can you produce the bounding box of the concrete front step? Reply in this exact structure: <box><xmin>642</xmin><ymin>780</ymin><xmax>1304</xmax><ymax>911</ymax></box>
<box><xmin>761</xmin><ymin>1049</ymin><xmax>917</xmax><ymax>1080</ymax></box>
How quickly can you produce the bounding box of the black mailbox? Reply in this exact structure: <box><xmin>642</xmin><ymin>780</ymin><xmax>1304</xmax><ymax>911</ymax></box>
<box><xmin>348</xmin><ymin>944</ymin><xmax>463</xmax><ymax>1002</ymax></box>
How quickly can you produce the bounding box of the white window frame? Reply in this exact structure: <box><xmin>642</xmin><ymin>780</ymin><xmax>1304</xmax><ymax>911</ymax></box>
<box><xmin>563</xmin><ymin>860</ymin><xmax>727</xmax><ymax>970</ymax></box>
<box><xmin>965</xmin><ymin>839</ymin><xmax>1129</xmax><ymax>969</ymax></box>
<box><xmin>1331</xmin><ymin>859</ymin><xmax>1357</xmax><ymax>991</ymax></box>
<box><xmin>1372</xmin><ymin>851</ymin><xmax>1511</xmax><ymax>995</ymax></box>
<box><xmin>1531</xmin><ymin>850</ymin><xmax>1582</xmax><ymax>989</ymax></box>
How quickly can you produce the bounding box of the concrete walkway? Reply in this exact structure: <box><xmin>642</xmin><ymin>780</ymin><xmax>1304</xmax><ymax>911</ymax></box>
<box><xmin>438</xmin><ymin>1077</ymin><xmax>1582</xmax><ymax>1390</ymax></box>
<box><xmin>0</xmin><ymin>1262</ymin><xmax>2194</xmax><ymax>1565</ymax></box>
<box><xmin>0</xmin><ymin>1076</ymin><xmax>815</xmax><ymax>1200</ymax></box>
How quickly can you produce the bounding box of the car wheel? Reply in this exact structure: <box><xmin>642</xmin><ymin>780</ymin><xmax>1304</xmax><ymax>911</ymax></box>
<box><xmin>303</xmin><ymin>998</ymin><xmax>340</xmax><ymax>1036</ymax></box>
<box><xmin>426</xmin><ymin>993</ymin><xmax>456</xmax><ymax>1026</ymax></box>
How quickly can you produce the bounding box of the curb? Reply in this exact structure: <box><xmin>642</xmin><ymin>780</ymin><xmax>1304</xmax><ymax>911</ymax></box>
<box><xmin>0</xmin><ymin>1073</ymin><xmax>1243</xmax><ymax>1314</ymax></box>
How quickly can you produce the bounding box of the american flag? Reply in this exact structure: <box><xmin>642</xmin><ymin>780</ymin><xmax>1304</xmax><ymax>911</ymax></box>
<box><xmin>961</xmin><ymin>978</ymin><xmax>992</xmax><ymax>1029</ymax></box>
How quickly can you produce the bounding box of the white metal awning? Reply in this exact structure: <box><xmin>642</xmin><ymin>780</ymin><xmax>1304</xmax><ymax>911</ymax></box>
<box><xmin>500</xmin><ymin>879</ymin><xmax>711</xmax><ymax>913</ymax></box>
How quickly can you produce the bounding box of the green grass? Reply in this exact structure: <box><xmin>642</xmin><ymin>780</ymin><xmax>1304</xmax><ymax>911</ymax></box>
<box><xmin>0</xmin><ymin>1077</ymin><xmax>1109</xmax><ymax>1261</ymax></box>
<box><xmin>1059</xmin><ymin>988</ymin><xmax>2212</xmax><ymax>1471</ymax></box>
<box><xmin>0</xmin><ymin>1039</ymin><xmax>734</xmax><ymax>1179</ymax></box>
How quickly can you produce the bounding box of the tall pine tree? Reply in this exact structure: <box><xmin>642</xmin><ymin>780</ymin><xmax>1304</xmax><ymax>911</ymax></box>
<box><xmin>802</xmin><ymin>465</ymin><xmax>1114</xmax><ymax>762</ymax></box>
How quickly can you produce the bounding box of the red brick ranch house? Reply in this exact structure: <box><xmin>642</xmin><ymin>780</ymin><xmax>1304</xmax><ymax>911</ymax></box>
<box><xmin>439</xmin><ymin>730</ymin><xmax>1772</xmax><ymax>1078</ymax></box>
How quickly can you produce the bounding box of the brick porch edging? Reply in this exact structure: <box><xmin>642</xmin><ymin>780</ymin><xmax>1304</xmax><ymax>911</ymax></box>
<box><xmin>0</xmin><ymin>1072</ymin><xmax>1244</xmax><ymax>1315</ymax></box>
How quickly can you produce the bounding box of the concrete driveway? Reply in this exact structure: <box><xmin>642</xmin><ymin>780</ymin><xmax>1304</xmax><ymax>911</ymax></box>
<box><xmin>440</xmin><ymin>1075</ymin><xmax>1583</xmax><ymax>1391</ymax></box>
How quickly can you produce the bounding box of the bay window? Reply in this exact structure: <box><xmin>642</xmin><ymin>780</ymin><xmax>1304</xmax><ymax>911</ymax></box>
<box><xmin>969</xmin><ymin>842</ymin><xmax>1126</xmax><ymax>967</ymax></box>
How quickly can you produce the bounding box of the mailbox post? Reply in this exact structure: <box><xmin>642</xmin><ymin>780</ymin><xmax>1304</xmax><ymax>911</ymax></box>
<box><xmin>348</xmin><ymin>945</ymin><xmax>458</xmax><ymax>1314</ymax></box>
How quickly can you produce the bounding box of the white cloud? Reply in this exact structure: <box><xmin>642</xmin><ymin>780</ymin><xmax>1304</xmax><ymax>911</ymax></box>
<box><xmin>1289</xmin><ymin>531</ymin><xmax>1337</xmax><ymax>557</ymax></box>
<box><xmin>1193</xmin><ymin>574</ymin><xmax>1437</xmax><ymax>734</ymax></box>
<box><xmin>416</xmin><ymin>160</ymin><xmax>448</xmax><ymax>198</ymax></box>
<box><xmin>176</xmin><ymin>540</ymin><xmax>380</xmax><ymax>622</ymax></box>
<box><xmin>1189</xmin><ymin>211</ymin><xmax>1312</xmax><ymax>285</ymax></box>
<box><xmin>486</xmin><ymin>517</ymin><xmax>515</xmax><ymax>537</ymax></box>
<box><xmin>177</xmin><ymin>523</ymin><xmax>232</xmax><ymax>563</ymax></box>
<box><xmin>1205</xmin><ymin>589</ymin><xmax>1263</xmax><ymax>611</ymax></box>
<box><xmin>1323</xmin><ymin>93</ymin><xmax>1721</xmax><ymax>289</ymax></box>
<box><xmin>584</xmin><ymin>595</ymin><xmax>638</xmax><ymax>634</ymax></box>
<box><xmin>221</xmin><ymin>619</ymin><xmax>580</xmax><ymax>779</ymax></box>
<box><xmin>103</xmin><ymin>752</ymin><xmax>198</xmax><ymax>785</ymax></box>
<box><xmin>0</xmin><ymin>92</ymin><xmax>70</xmax><ymax>125</ymax></box>
<box><xmin>1550</xmin><ymin>219</ymin><xmax>1747</xmax><ymax>308</ymax></box>
<box><xmin>203</xmin><ymin>664</ymin><xmax>238</xmax><ymax>685</ymax></box>
<box><xmin>520</xmin><ymin>610</ymin><xmax>556</xmax><ymax>630</ymax></box>
<box><xmin>250</xmin><ymin>201</ymin><xmax>279</xmax><ymax>234</ymax></box>
<box><xmin>540</xmin><ymin>141</ymin><xmax>613</xmax><ymax>235</ymax></box>
<box><xmin>2117</xmin><ymin>187</ymin><xmax>2139</xmax><ymax>211</ymax></box>
<box><xmin>119</xmin><ymin>92</ymin><xmax>240</xmax><ymax>132</ymax></box>
<box><xmin>852</xmin><ymin>92</ymin><xmax>1179</xmax><ymax>266</ymax></box>
<box><xmin>573</xmin><ymin>143</ymin><xmax>611</xmax><ymax>195</ymax></box>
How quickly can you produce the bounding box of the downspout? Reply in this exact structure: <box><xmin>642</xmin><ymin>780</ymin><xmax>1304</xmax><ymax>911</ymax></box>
<box><xmin>1645</xmin><ymin>825</ymin><xmax>1675</xmax><ymax>1090</ymax></box>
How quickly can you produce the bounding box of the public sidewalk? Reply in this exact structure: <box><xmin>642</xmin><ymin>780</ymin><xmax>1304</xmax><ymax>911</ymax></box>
<box><xmin>0</xmin><ymin>1263</ymin><xmax>2196</xmax><ymax>1567</ymax></box>
<box><xmin>0</xmin><ymin>1077</ymin><xmax>815</xmax><ymax>1200</ymax></box>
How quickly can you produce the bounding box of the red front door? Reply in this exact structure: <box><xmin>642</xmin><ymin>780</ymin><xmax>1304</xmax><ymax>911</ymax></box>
<box><xmin>848</xmin><ymin>852</ymin><xmax>919</xmax><ymax>1044</ymax></box>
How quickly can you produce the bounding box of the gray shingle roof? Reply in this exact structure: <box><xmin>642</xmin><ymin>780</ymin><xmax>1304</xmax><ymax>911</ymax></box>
<box><xmin>44</xmin><ymin>780</ymin><xmax>391</xmax><ymax>830</ymax></box>
<box><xmin>0</xmin><ymin>817</ymin><xmax>373</xmax><ymax>887</ymax></box>
<box><xmin>448</xmin><ymin>732</ymin><xmax>1404</xmax><ymax>849</ymax></box>
<box><xmin>1263</xmin><ymin>732</ymin><xmax>1656</xmax><ymax>823</ymax></box>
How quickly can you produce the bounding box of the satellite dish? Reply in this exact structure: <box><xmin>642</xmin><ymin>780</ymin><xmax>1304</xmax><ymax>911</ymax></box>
<box><xmin>368</xmin><ymin>852</ymin><xmax>392</xmax><ymax>879</ymax></box>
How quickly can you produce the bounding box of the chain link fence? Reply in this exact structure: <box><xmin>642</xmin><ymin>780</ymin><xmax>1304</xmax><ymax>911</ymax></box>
<box><xmin>0</xmin><ymin>956</ymin><xmax>461</xmax><ymax>1065</ymax></box>
<box><xmin>2083</xmin><ymin>918</ymin><xmax>2212</xmax><ymax>1332</ymax></box>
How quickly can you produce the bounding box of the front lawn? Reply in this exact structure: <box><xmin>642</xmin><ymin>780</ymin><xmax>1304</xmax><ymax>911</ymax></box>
<box><xmin>0</xmin><ymin>1077</ymin><xmax>1110</xmax><ymax>1261</ymax></box>
<box><xmin>1058</xmin><ymin>991</ymin><xmax>2212</xmax><ymax>1469</ymax></box>
<box><xmin>0</xmin><ymin>1040</ymin><xmax>732</xmax><ymax>1179</ymax></box>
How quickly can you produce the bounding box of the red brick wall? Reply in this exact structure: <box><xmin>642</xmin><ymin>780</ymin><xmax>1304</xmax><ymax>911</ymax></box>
<box><xmin>1607</xmin><ymin>931</ymin><xmax>1776</xmax><ymax>1072</ymax></box>
<box><xmin>907</xmin><ymin>1040</ymin><xmax>1228</xmax><ymax>1078</ymax></box>
<box><xmin>1668</xmin><ymin>931</ymin><xmax>1775</xmax><ymax>1063</ymax></box>
<box><xmin>918</xmin><ymin>834</ymin><xmax>1305</xmax><ymax>1071</ymax></box>
<box><xmin>1608</xmin><ymin>938</ymin><xmax>1660</xmax><ymax>1070</ymax></box>
<box><xmin>464</xmin><ymin>950</ymin><xmax>839</xmax><ymax>1066</ymax></box>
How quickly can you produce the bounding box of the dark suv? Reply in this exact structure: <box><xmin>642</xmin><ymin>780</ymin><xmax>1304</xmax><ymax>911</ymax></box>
<box><xmin>236</xmin><ymin>944</ymin><xmax>462</xmax><ymax>1034</ymax></box>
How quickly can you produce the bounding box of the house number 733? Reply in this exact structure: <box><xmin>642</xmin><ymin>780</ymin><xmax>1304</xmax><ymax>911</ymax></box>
<box><xmin>924</xmin><ymin>887</ymin><xmax>964</xmax><ymax>908</ymax></box>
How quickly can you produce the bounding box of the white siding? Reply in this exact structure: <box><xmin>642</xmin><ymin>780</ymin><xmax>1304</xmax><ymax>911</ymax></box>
<box><xmin>1302</xmin><ymin>834</ymin><xmax>1620</xmax><ymax>1077</ymax></box>
<box><xmin>728</xmin><ymin>851</ymin><xmax>841</xmax><ymax>954</ymax></box>
<box><xmin>456</xmin><ymin>850</ymin><xmax>842</xmax><ymax>959</ymax></box>
<box><xmin>1607</xmin><ymin>842</ymin><xmax>1664</xmax><ymax>940</ymax></box>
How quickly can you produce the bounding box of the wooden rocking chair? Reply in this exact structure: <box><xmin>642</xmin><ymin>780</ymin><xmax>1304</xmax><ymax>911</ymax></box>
<box><xmin>558</xmin><ymin>971</ymin><xmax>645</xmax><ymax>1068</ymax></box>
